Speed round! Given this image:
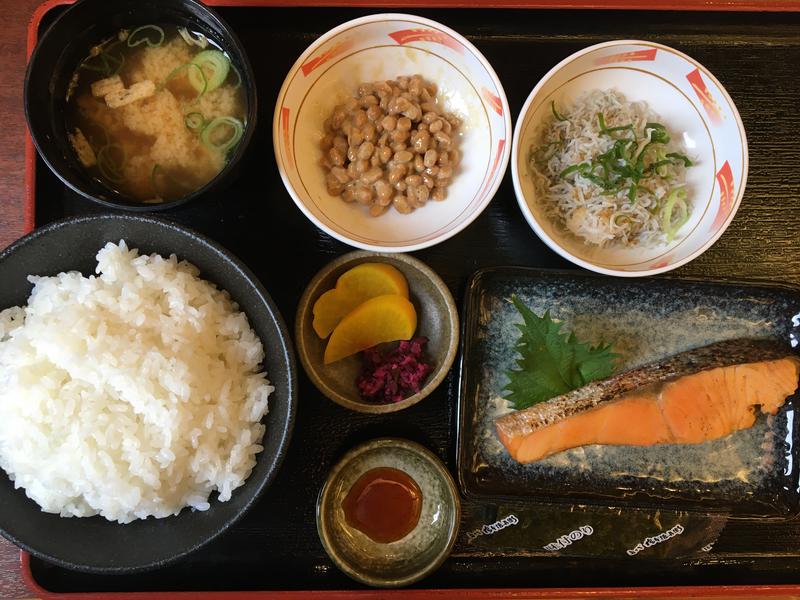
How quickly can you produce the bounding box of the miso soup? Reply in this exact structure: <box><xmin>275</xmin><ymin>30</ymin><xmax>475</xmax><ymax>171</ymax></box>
<box><xmin>65</xmin><ymin>24</ymin><xmax>247</xmax><ymax>203</ymax></box>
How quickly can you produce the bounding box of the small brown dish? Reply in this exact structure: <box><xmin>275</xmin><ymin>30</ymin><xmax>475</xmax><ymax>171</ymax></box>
<box><xmin>316</xmin><ymin>438</ymin><xmax>460</xmax><ymax>588</ymax></box>
<box><xmin>295</xmin><ymin>250</ymin><xmax>458</xmax><ymax>413</ymax></box>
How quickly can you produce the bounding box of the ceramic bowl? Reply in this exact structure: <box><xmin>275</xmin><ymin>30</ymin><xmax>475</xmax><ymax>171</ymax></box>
<box><xmin>295</xmin><ymin>251</ymin><xmax>458</xmax><ymax>413</ymax></box>
<box><xmin>273</xmin><ymin>13</ymin><xmax>511</xmax><ymax>252</ymax></box>
<box><xmin>512</xmin><ymin>40</ymin><xmax>747</xmax><ymax>277</ymax></box>
<box><xmin>24</xmin><ymin>0</ymin><xmax>257</xmax><ymax>211</ymax></box>
<box><xmin>317</xmin><ymin>438</ymin><xmax>460</xmax><ymax>587</ymax></box>
<box><xmin>0</xmin><ymin>214</ymin><xmax>296</xmax><ymax>572</ymax></box>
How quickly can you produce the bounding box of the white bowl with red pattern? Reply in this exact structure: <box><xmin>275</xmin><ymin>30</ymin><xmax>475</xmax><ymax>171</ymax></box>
<box><xmin>273</xmin><ymin>14</ymin><xmax>511</xmax><ymax>252</ymax></box>
<box><xmin>512</xmin><ymin>40</ymin><xmax>747</xmax><ymax>277</ymax></box>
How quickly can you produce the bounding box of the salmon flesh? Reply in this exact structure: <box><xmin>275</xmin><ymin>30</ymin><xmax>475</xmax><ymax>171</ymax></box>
<box><xmin>495</xmin><ymin>339</ymin><xmax>800</xmax><ymax>464</ymax></box>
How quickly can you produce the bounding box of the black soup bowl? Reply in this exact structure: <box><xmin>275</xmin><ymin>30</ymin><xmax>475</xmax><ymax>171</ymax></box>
<box><xmin>25</xmin><ymin>0</ymin><xmax>257</xmax><ymax>211</ymax></box>
<box><xmin>0</xmin><ymin>215</ymin><xmax>296</xmax><ymax>572</ymax></box>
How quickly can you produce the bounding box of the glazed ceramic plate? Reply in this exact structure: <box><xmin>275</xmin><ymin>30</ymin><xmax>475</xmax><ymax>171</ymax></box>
<box><xmin>456</xmin><ymin>267</ymin><xmax>800</xmax><ymax>518</ymax></box>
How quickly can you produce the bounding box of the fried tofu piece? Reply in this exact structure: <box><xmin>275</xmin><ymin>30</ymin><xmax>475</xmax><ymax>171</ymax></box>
<box><xmin>104</xmin><ymin>80</ymin><xmax>156</xmax><ymax>108</ymax></box>
<box><xmin>91</xmin><ymin>75</ymin><xmax>124</xmax><ymax>98</ymax></box>
<box><xmin>68</xmin><ymin>128</ymin><xmax>96</xmax><ymax>167</ymax></box>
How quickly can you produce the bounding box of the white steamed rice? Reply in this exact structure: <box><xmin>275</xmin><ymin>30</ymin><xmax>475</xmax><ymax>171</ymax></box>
<box><xmin>0</xmin><ymin>241</ymin><xmax>273</xmax><ymax>524</ymax></box>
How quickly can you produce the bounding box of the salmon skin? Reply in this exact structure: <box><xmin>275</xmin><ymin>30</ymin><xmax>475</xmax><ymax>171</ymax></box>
<box><xmin>495</xmin><ymin>338</ymin><xmax>800</xmax><ymax>464</ymax></box>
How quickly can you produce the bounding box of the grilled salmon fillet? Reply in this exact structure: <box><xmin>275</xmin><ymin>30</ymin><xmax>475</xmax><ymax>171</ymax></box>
<box><xmin>495</xmin><ymin>339</ymin><xmax>800</xmax><ymax>464</ymax></box>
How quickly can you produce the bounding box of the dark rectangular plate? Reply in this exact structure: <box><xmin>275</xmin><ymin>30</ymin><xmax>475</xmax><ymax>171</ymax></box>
<box><xmin>27</xmin><ymin>3</ymin><xmax>800</xmax><ymax>595</ymax></box>
<box><xmin>457</xmin><ymin>267</ymin><xmax>800</xmax><ymax>517</ymax></box>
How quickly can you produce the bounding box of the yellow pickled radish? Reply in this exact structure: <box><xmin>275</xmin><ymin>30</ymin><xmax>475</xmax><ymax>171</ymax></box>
<box><xmin>323</xmin><ymin>294</ymin><xmax>417</xmax><ymax>364</ymax></box>
<box><xmin>312</xmin><ymin>262</ymin><xmax>409</xmax><ymax>339</ymax></box>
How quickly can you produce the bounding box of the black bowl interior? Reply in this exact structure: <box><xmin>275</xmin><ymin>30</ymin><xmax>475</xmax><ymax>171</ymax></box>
<box><xmin>0</xmin><ymin>214</ymin><xmax>296</xmax><ymax>573</ymax></box>
<box><xmin>24</xmin><ymin>0</ymin><xmax>257</xmax><ymax>211</ymax></box>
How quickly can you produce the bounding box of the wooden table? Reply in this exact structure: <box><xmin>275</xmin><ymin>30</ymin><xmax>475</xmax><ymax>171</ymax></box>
<box><xmin>4</xmin><ymin>0</ymin><xmax>800</xmax><ymax>599</ymax></box>
<box><xmin>1</xmin><ymin>0</ymin><xmax>48</xmax><ymax>596</ymax></box>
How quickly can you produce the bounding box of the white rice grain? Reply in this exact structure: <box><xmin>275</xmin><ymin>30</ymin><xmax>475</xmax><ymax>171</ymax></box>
<box><xmin>0</xmin><ymin>241</ymin><xmax>273</xmax><ymax>523</ymax></box>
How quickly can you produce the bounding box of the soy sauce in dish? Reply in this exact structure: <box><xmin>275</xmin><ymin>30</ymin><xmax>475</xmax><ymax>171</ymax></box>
<box><xmin>342</xmin><ymin>467</ymin><xmax>422</xmax><ymax>543</ymax></box>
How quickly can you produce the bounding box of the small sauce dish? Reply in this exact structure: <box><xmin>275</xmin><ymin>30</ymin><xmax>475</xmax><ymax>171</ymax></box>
<box><xmin>317</xmin><ymin>438</ymin><xmax>460</xmax><ymax>587</ymax></box>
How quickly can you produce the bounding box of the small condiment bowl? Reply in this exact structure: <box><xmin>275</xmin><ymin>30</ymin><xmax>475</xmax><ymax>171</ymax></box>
<box><xmin>273</xmin><ymin>13</ymin><xmax>511</xmax><ymax>252</ymax></box>
<box><xmin>295</xmin><ymin>250</ymin><xmax>459</xmax><ymax>414</ymax></box>
<box><xmin>512</xmin><ymin>40</ymin><xmax>747</xmax><ymax>276</ymax></box>
<box><xmin>24</xmin><ymin>0</ymin><xmax>257</xmax><ymax>211</ymax></box>
<box><xmin>317</xmin><ymin>438</ymin><xmax>460</xmax><ymax>588</ymax></box>
<box><xmin>295</xmin><ymin>251</ymin><xmax>458</xmax><ymax>413</ymax></box>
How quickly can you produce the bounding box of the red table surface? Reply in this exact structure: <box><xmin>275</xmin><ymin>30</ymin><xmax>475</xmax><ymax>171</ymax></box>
<box><xmin>5</xmin><ymin>0</ymin><xmax>800</xmax><ymax>598</ymax></box>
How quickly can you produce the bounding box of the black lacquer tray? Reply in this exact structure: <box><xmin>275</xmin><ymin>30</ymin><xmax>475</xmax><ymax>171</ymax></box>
<box><xmin>26</xmin><ymin>3</ymin><xmax>800</xmax><ymax>595</ymax></box>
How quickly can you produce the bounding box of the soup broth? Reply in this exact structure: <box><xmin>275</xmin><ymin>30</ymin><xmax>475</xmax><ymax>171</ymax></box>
<box><xmin>65</xmin><ymin>24</ymin><xmax>247</xmax><ymax>203</ymax></box>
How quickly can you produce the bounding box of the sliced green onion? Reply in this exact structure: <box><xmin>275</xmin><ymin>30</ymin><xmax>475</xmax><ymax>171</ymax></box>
<box><xmin>652</xmin><ymin>148</ymin><xmax>668</xmax><ymax>177</ymax></box>
<box><xmin>644</xmin><ymin>122</ymin><xmax>670</xmax><ymax>144</ymax></box>
<box><xmin>161</xmin><ymin>63</ymin><xmax>207</xmax><ymax>101</ymax></box>
<box><xmin>104</xmin><ymin>51</ymin><xmax>126</xmax><ymax>76</ymax></box>
<box><xmin>79</xmin><ymin>58</ymin><xmax>107</xmax><ymax>73</ymax></box>
<box><xmin>184</xmin><ymin>112</ymin><xmax>206</xmax><ymax>130</ymax></box>
<box><xmin>230</xmin><ymin>64</ymin><xmax>242</xmax><ymax>89</ymax></box>
<box><xmin>151</xmin><ymin>163</ymin><xmax>188</xmax><ymax>199</ymax></box>
<box><xmin>551</xmin><ymin>100</ymin><xmax>567</xmax><ymax>122</ymax></box>
<box><xmin>598</xmin><ymin>112</ymin><xmax>634</xmax><ymax>136</ymax></box>
<box><xmin>80</xmin><ymin>50</ymin><xmax>125</xmax><ymax>77</ymax></box>
<box><xmin>541</xmin><ymin>106</ymin><xmax>695</xmax><ymax>219</ymax></box>
<box><xmin>200</xmin><ymin>116</ymin><xmax>244</xmax><ymax>153</ymax></box>
<box><xmin>560</xmin><ymin>163</ymin><xmax>586</xmax><ymax>178</ymax></box>
<box><xmin>666</xmin><ymin>152</ymin><xmax>693</xmax><ymax>167</ymax></box>
<box><xmin>127</xmin><ymin>25</ymin><xmax>165</xmax><ymax>48</ymax></box>
<box><xmin>612</xmin><ymin>212</ymin><xmax>630</xmax><ymax>226</ymax></box>
<box><xmin>188</xmin><ymin>50</ymin><xmax>230</xmax><ymax>93</ymax></box>
<box><xmin>87</xmin><ymin>125</ymin><xmax>110</xmax><ymax>151</ymax></box>
<box><xmin>661</xmin><ymin>188</ymin><xmax>689</xmax><ymax>242</ymax></box>
<box><xmin>177</xmin><ymin>27</ymin><xmax>209</xmax><ymax>48</ymax></box>
<box><xmin>96</xmin><ymin>144</ymin><xmax>126</xmax><ymax>182</ymax></box>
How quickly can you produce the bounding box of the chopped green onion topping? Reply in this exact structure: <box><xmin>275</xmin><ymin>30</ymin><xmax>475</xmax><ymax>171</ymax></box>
<box><xmin>161</xmin><ymin>63</ymin><xmax>207</xmax><ymax>101</ymax></box>
<box><xmin>661</xmin><ymin>188</ymin><xmax>689</xmax><ymax>242</ymax></box>
<box><xmin>559</xmin><ymin>114</ymin><xmax>694</xmax><ymax>211</ymax></box>
<box><xmin>96</xmin><ymin>144</ymin><xmax>126</xmax><ymax>183</ymax></box>
<box><xmin>151</xmin><ymin>163</ymin><xmax>188</xmax><ymax>199</ymax></box>
<box><xmin>184</xmin><ymin>112</ymin><xmax>206</xmax><ymax>130</ymax></box>
<box><xmin>127</xmin><ymin>25</ymin><xmax>165</xmax><ymax>48</ymax></box>
<box><xmin>230</xmin><ymin>64</ymin><xmax>242</xmax><ymax>90</ymax></box>
<box><xmin>80</xmin><ymin>48</ymin><xmax>125</xmax><ymax>77</ymax></box>
<box><xmin>178</xmin><ymin>27</ymin><xmax>209</xmax><ymax>48</ymax></box>
<box><xmin>666</xmin><ymin>152</ymin><xmax>693</xmax><ymax>167</ymax></box>
<box><xmin>559</xmin><ymin>163</ymin><xmax>586</xmax><ymax>178</ymax></box>
<box><xmin>200</xmin><ymin>116</ymin><xmax>244</xmax><ymax>153</ymax></box>
<box><xmin>598</xmin><ymin>112</ymin><xmax>635</xmax><ymax>136</ymax></box>
<box><xmin>188</xmin><ymin>50</ymin><xmax>230</xmax><ymax>93</ymax></box>
<box><xmin>551</xmin><ymin>101</ymin><xmax>567</xmax><ymax>122</ymax></box>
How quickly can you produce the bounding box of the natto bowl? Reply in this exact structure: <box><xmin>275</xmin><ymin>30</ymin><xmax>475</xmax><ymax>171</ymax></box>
<box><xmin>273</xmin><ymin>13</ymin><xmax>511</xmax><ymax>252</ymax></box>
